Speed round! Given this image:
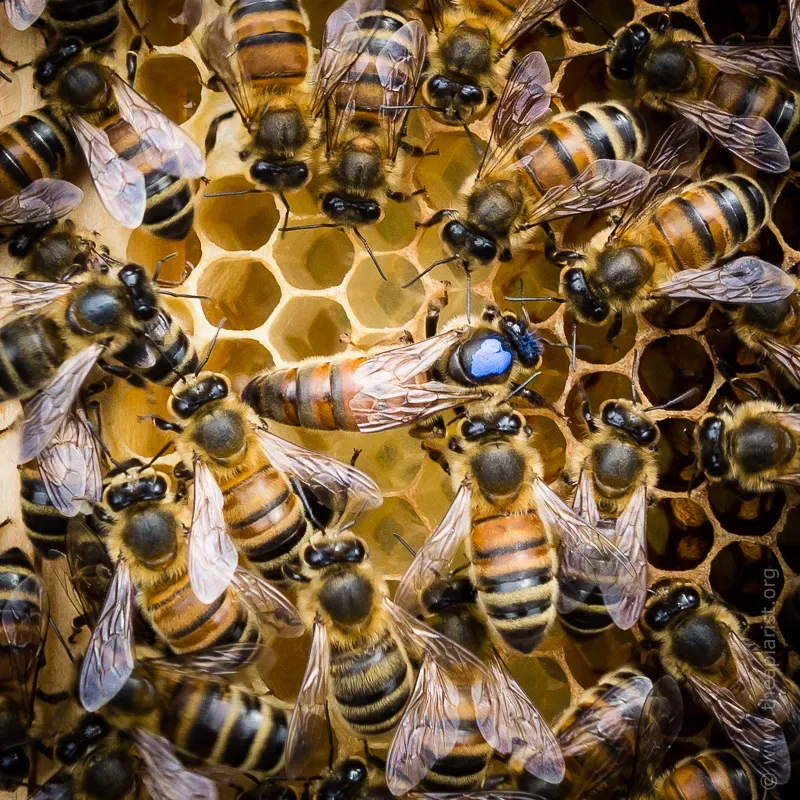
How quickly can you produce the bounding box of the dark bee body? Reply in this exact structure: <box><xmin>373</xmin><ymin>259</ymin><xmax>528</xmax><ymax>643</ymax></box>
<box><xmin>244</xmin><ymin>307</ymin><xmax>542</xmax><ymax>432</ymax></box>
<box><xmin>695</xmin><ymin>400</ymin><xmax>800</xmax><ymax>493</ymax></box>
<box><xmin>519</xmin><ymin>668</ymin><xmax>653</xmax><ymax>800</ymax></box>
<box><xmin>45</xmin><ymin>0</ymin><xmax>122</xmax><ymax>50</ymax></box>
<box><xmin>652</xmin><ymin>749</ymin><xmax>757</xmax><ymax>800</ymax></box>
<box><xmin>20</xmin><ymin>463</ymin><xmax>71</xmax><ymax>557</ymax></box>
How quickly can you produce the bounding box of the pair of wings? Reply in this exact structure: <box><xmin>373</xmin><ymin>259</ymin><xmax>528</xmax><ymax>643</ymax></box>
<box><xmin>426</xmin><ymin>0</ymin><xmax>567</xmax><ymax>55</ymax></box>
<box><xmin>188</xmin><ymin>426</ymin><xmax>383</xmax><ymax>603</ymax></box>
<box><xmin>0</xmin><ymin>179</ymin><xmax>84</xmax><ymax>228</ymax></box>
<box><xmin>32</xmin><ymin>727</ymin><xmax>218</xmax><ymax>800</ymax></box>
<box><xmin>478</xmin><ymin>51</ymin><xmax>650</xmax><ymax>231</ymax></box>
<box><xmin>314</xmin><ymin>0</ymin><xmax>426</xmax><ymax>159</ymax></box>
<box><xmin>71</xmin><ymin>71</ymin><xmax>204</xmax><ymax>229</ymax></box>
<box><xmin>745</xmin><ymin>326</ymin><xmax>800</xmax><ymax>390</ymax></box>
<box><xmin>394</xmin><ymin>476</ymin><xmax>637</xmax><ymax>628</ymax></box>
<box><xmin>3</xmin><ymin>0</ymin><xmax>44</xmax><ymax>30</ymax></box>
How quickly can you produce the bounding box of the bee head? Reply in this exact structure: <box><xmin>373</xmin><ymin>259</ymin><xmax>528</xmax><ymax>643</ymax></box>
<box><xmin>169</xmin><ymin>372</ymin><xmax>230</xmax><ymax>419</ymax></box>
<box><xmin>607</xmin><ymin>23</ymin><xmax>651</xmax><ymax>81</ymax></box>
<box><xmin>441</xmin><ymin>219</ymin><xmax>497</xmax><ymax>268</ymax></box>
<box><xmin>425</xmin><ymin>74</ymin><xmax>486</xmax><ymax>123</ymax></box>
<box><xmin>696</xmin><ymin>414</ymin><xmax>730</xmax><ymax>479</ymax></box>
<box><xmin>118</xmin><ymin>263</ymin><xmax>159</xmax><ymax>321</ymax></box>
<box><xmin>104</xmin><ymin>469</ymin><xmax>169</xmax><ymax>512</ymax></box>
<box><xmin>561</xmin><ymin>267</ymin><xmax>611</xmax><ymax>324</ymax></box>
<box><xmin>55</xmin><ymin>715</ymin><xmax>110</xmax><ymax>765</ymax></box>
<box><xmin>0</xmin><ymin>748</ymin><xmax>30</xmax><ymax>788</ymax></box>
<box><xmin>600</xmin><ymin>399</ymin><xmax>659</xmax><ymax>446</ymax></box>
<box><xmin>499</xmin><ymin>309</ymin><xmax>543</xmax><ymax>368</ymax></box>
<box><xmin>321</xmin><ymin>192</ymin><xmax>382</xmax><ymax>226</ymax></box>
<box><xmin>643</xmin><ymin>582</ymin><xmax>702</xmax><ymax>633</ymax></box>
<box><xmin>303</xmin><ymin>533</ymin><xmax>366</xmax><ymax>570</ymax></box>
<box><xmin>315</xmin><ymin>758</ymin><xmax>369</xmax><ymax>800</ymax></box>
<box><xmin>250</xmin><ymin>160</ymin><xmax>309</xmax><ymax>192</ymax></box>
<box><xmin>34</xmin><ymin>37</ymin><xmax>83</xmax><ymax>86</ymax></box>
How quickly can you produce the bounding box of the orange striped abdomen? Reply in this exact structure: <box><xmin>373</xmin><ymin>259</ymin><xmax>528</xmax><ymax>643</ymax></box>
<box><xmin>468</xmin><ymin>512</ymin><xmax>557</xmax><ymax>655</ymax></box>
<box><xmin>655</xmin><ymin>751</ymin><xmax>756</xmax><ymax>800</ymax></box>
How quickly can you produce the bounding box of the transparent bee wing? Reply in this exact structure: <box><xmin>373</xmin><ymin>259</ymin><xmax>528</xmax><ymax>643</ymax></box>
<box><xmin>791</xmin><ymin>0</ymin><xmax>800</xmax><ymax>76</ymax></box>
<box><xmin>71</xmin><ymin>115</ymin><xmax>147</xmax><ymax>228</ymax></box>
<box><xmin>37</xmin><ymin>403</ymin><xmax>102</xmax><ymax>517</ymax></box>
<box><xmin>572</xmin><ymin>469</ymin><xmax>599</xmax><ymax>528</ymax></box>
<box><xmin>0</xmin><ymin>277</ymin><xmax>73</xmax><ymax>326</ymax></box>
<box><xmin>394</xmin><ymin>481</ymin><xmax>472</xmax><ymax>615</ymax></box>
<box><xmin>0</xmin><ymin>68</ymin><xmax>21</xmax><ymax>124</ymax></box>
<box><xmin>134</xmin><ymin>728</ymin><xmax>218</xmax><ymax>800</ymax></box>
<box><xmin>285</xmin><ymin>617</ymin><xmax>330</xmax><ymax>778</ymax></box>
<box><xmin>350</xmin><ymin>329</ymin><xmax>484</xmax><ymax>432</ymax></box>
<box><xmin>472</xmin><ymin>651</ymin><xmax>564</xmax><ymax>784</ymax></box>
<box><xmin>757</xmin><ymin>338</ymin><xmax>800</xmax><ymax>384</ymax></box>
<box><xmin>386</xmin><ymin>656</ymin><xmax>461</xmax><ymax>794</ymax></box>
<box><xmin>693</xmin><ymin>43</ymin><xmax>800</xmax><ymax>88</ymax></box>
<box><xmin>629</xmin><ymin>676</ymin><xmax>684</xmax><ymax>799</ymax></box>
<box><xmin>79</xmin><ymin>559</ymin><xmax>135</xmax><ymax>712</ymax></box>
<box><xmin>499</xmin><ymin>0</ymin><xmax>568</xmax><ymax>53</ymax></box>
<box><xmin>667</xmin><ymin>98</ymin><xmax>790</xmax><ymax>173</ymax></box>
<box><xmin>188</xmin><ymin>459</ymin><xmax>238</xmax><ymax>604</ymax></box>
<box><xmin>255</xmin><ymin>428</ymin><xmax>382</xmax><ymax>526</ymax></box>
<box><xmin>0</xmin><ymin>179</ymin><xmax>83</xmax><ymax>226</ymax></box>
<box><xmin>652</xmin><ymin>258</ymin><xmax>796</xmax><ymax>304</ymax></box>
<box><xmin>144</xmin><ymin>641</ymin><xmax>264</xmax><ymax>678</ymax></box>
<box><xmin>18</xmin><ymin>342</ymin><xmax>105</xmax><ymax>464</ymax></box>
<box><xmin>110</xmin><ymin>74</ymin><xmax>205</xmax><ymax>178</ymax></box>
<box><xmin>231</xmin><ymin>566</ymin><xmax>304</xmax><ymax>638</ymax></box>
<box><xmin>524</xmin><ymin>160</ymin><xmax>650</xmax><ymax>228</ymax></box>
<box><xmin>4</xmin><ymin>0</ymin><xmax>45</xmax><ymax>30</ymax></box>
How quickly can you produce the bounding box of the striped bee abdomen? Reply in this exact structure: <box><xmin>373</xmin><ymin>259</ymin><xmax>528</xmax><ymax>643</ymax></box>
<box><xmin>46</xmin><ymin>0</ymin><xmax>121</xmax><ymax>48</ymax></box>
<box><xmin>656</xmin><ymin>750</ymin><xmax>756</xmax><ymax>800</ymax></box>
<box><xmin>0</xmin><ymin>316</ymin><xmax>68</xmax><ymax>402</ymax></box>
<box><xmin>558</xmin><ymin>581</ymin><xmax>613</xmax><ymax>640</ymax></box>
<box><xmin>329</xmin><ymin>628</ymin><xmax>413</xmax><ymax>737</ymax></box>
<box><xmin>20</xmin><ymin>463</ymin><xmax>69</xmax><ymax>558</ymax></box>
<box><xmin>469</xmin><ymin>513</ymin><xmax>557</xmax><ymax>655</ymax></box>
<box><xmin>0</xmin><ymin>548</ymin><xmax>43</xmax><ymax>685</ymax></box>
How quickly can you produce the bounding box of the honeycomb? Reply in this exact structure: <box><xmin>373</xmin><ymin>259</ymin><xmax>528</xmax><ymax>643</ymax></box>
<box><xmin>0</xmin><ymin>0</ymin><xmax>799</xmax><ymax>795</ymax></box>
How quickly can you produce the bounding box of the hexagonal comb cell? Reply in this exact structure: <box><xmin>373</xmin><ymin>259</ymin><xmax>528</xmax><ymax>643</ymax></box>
<box><xmin>646</xmin><ymin>497</ymin><xmax>714</xmax><ymax>571</ymax></box>
<box><xmin>710</xmin><ymin>542</ymin><xmax>784</xmax><ymax>615</ymax></box>
<box><xmin>347</xmin><ymin>255</ymin><xmax>424</xmax><ymax>328</ymax></box>
<box><xmin>134</xmin><ymin>55</ymin><xmax>201</xmax><ymax>124</ymax></box>
<box><xmin>273</xmin><ymin>226</ymin><xmax>354</xmax><ymax>290</ymax></box>
<box><xmin>639</xmin><ymin>336</ymin><xmax>714</xmax><ymax>411</ymax></box>
<box><xmin>270</xmin><ymin>297</ymin><xmax>351</xmax><ymax>361</ymax></box>
<box><xmin>204</xmin><ymin>338</ymin><xmax>274</xmax><ymax>396</ymax></box>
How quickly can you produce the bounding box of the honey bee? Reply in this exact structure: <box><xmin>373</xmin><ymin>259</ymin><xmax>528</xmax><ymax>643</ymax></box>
<box><xmin>604</xmin><ymin>15</ymin><xmax>800</xmax><ymax>172</ymax></box>
<box><xmin>386</xmin><ymin>571</ymin><xmax>563</xmax><ymax>793</ymax></box>
<box><xmin>288</xmin><ymin>0</ymin><xmax>426</xmax><ymax>276</ymax></box>
<box><xmin>641</xmin><ymin>581</ymin><xmax>800</xmax><ymax>786</ymax></box>
<box><xmin>243</xmin><ymin>300</ymin><xmax>543</xmax><ymax>435</ymax></box>
<box><xmin>695</xmin><ymin>399</ymin><xmax>800</xmax><ymax>494</ymax></box>
<box><xmin>395</xmin><ymin>401</ymin><xmax>637</xmax><ymax>656</ymax></box>
<box><xmin>420</xmin><ymin>0</ymin><xmax>566</xmax><ymax>125</ymax></box>
<box><xmin>145</xmin><ymin>364</ymin><xmax>381</xmax><ymax>602</ymax></box>
<box><xmin>415</xmin><ymin>59</ymin><xmax>649</xmax><ymax>277</ymax></box>
<box><xmin>517</xmin><ymin>668</ymin><xmax>658</xmax><ymax>800</ymax></box>
<box><xmin>29</xmin><ymin>41</ymin><xmax>204</xmax><ymax>239</ymax></box>
<box><xmin>282</xmin><ymin>529</ymin><xmax>486</xmax><ymax>776</ymax></box>
<box><xmin>184</xmin><ymin>0</ymin><xmax>318</xmax><ymax>225</ymax></box>
<box><xmin>0</xmin><ymin>545</ymin><xmax>49</xmax><ymax>791</ymax></box>
<box><xmin>77</xmin><ymin>459</ymin><xmax>303</xmax><ymax>712</ymax></box>
<box><xmin>36</xmin><ymin>712</ymin><xmax>216</xmax><ymax>800</ymax></box>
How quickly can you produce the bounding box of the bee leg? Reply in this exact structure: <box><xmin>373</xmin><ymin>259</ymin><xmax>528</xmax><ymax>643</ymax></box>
<box><xmin>415</xmin><ymin>209</ymin><xmax>457</xmax><ymax>229</ymax></box>
<box><xmin>422</xmin><ymin>440</ymin><xmax>452</xmax><ymax>474</ymax></box>
<box><xmin>0</xmin><ymin>49</ymin><xmax>19</xmax><ymax>71</ymax></box>
<box><xmin>386</xmin><ymin>189</ymin><xmax>412</xmax><ymax>203</ymax></box>
<box><xmin>36</xmin><ymin>689</ymin><xmax>70</xmax><ymax>705</ymax></box>
<box><xmin>68</xmin><ymin>615</ymin><xmax>89</xmax><ymax>643</ymax></box>
<box><xmin>141</xmin><ymin>414</ymin><xmax>184</xmax><ymax>433</ymax></box>
<box><xmin>126</xmin><ymin>34</ymin><xmax>143</xmax><ymax>85</ymax></box>
<box><xmin>34</xmin><ymin>740</ymin><xmax>54</xmax><ymax>759</ymax></box>
<box><xmin>581</xmin><ymin>399</ymin><xmax>598</xmax><ymax>433</ymax></box>
<box><xmin>543</xmin><ymin>223</ymin><xmax>580</xmax><ymax>267</ymax></box>
<box><xmin>282</xmin><ymin>560</ymin><xmax>311</xmax><ymax>583</ymax></box>
<box><xmin>409</xmin><ymin>415</ymin><xmax>446</xmax><ymax>440</ymax></box>
<box><xmin>98</xmin><ymin>361</ymin><xmax>147</xmax><ymax>388</ymax></box>
<box><xmin>512</xmin><ymin>385</ymin><xmax>563</xmax><ymax>418</ymax></box>
<box><xmin>324</xmin><ymin>699</ymin><xmax>335</xmax><ymax>771</ymax></box>
<box><xmin>122</xmin><ymin>0</ymin><xmax>155</xmax><ymax>51</ymax></box>
<box><xmin>605</xmin><ymin>311</ymin><xmax>624</xmax><ymax>345</ymax></box>
<box><xmin>426</xmin><ymin>282</ymin><xmax>450</xmax><ymax>337</ymax></box>
<box><xmin>399</xmin><ymin>142</ymin><xmax>440</xmax><ymax>158</ymax></box>
<box><xmin>205</xmin><ymin>110</ymin><xmax>238</xmax><ymax>156</ymax></box>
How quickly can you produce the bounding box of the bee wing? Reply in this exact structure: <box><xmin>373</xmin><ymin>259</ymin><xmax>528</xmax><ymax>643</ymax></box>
<box><xmin>311</xmin><ymin>0</ymin><xmax>385</xmax><ymax>117</ymax></box>
<box><xmin>255</xmin><ymin>428</ymin><xmax>382</xmax><ymax>524</ymax></box>
<box><xmin>145</xmin><ymin>641</ymin><xmax>264</xmax><ymax>678</ymax></box>
<box><xmin>693</xmin><ymin>43</ymin><xmax>800</xmax><ymax>88</ymax></box>
<box><xmin>0</xmin><ymin>68</ymin><xmax>21</xmax><ymax>124</ymax></box>
<box><xmin>4</xmin><ymin>0</ymin><xmax>45</xmax><ymax>29</ymax></box>
<box><xmin>71</xmin><ymin>114</ymin><xmax>147</xmax><ymax>228</ymax></box>
<box><xmin>79</xmin><ymin>559</ymin><xmax>135</xmax><ymax>712</ymax></box>
<box><xmin>499</xmin><ymin>0</ymin><xmax>568</xmax><ymax>53</ymax></box>
<box><xmin>37</xmin><ymin>403</ymin><xmax>102</xmax><ymax>517</ymax></box>
<box><xmin>667</xmin><ymin>98</ymin><xmax>790</xmax><ymax>173</ymax></box>
<box><xmin>350</xmin><ymin>329</ymin><xmax>485</xmax><ymax>433</ymax></box>
<box><xmin>0</xmin><ymin>277</ymin><xmax>73</xmax><ymax>325</ymax></box>
<box><xmin>110</xmin><ymin>74</ymin><xmax>205</xmax><ymax>178</ymax></box>
<box><xmin>30</xmin><ymin>776</ymin><xmax>73</xmax><ymax>800</ymax></box>
<box><xmin>605</xmin><ymin>485</ymin><xmax>648</xmax><ymax>631</ymax></box>
<box><xmin>134</xmin><ymin>728</ymin><xmax>219</xmax><ymax>800</ymax></box>
<box><xmin>324</xmin><ymin>50</ymin><xmax>371</xmax><ymax>154</ymax></box>
<box><xmin>188</xmin><ymin>459</ymin><xmax>238</xmax><ymax>605</ymax></box>
<box><xmin>572</xmin><ymin>469</ymin><xmax>600</xmax><ymax>528</ymax></box>
<box><xmin>524</xmin><ymin>159</ymin><xmax>650</xmax><ymax>228</ymax></box>
<box><xmin>285</xmin><ymin>617</ymin><xmax>330</xmax><ymax>778</ymax></box>
<box><xmin>629</xmin><ymin>676</ymin><xmax>684</xmax><ymax>798</ymax></box>
<box><xmin>385</xmin><ymin>656</ymin><xmax>461</xmax><ymax>794</ymax></box>
<box><xmin>394</xmin><ymin>482</ymin><xmax>472</xmax><ymax>615</ymax></box>
<box><xmin>230</xmin><ymin>565</ymin><xmax>304</xmax><ymax>638</ymax></box>
<box><xmin>754</xmin><ymin>338</ymin><xmax>800</xmax><ymax>384</ymax></box>
<box><xmin>685</xmin><ymin>669</ymin><xmax>791</xmax><ymax>783</ymax></box>
<box><xmin>18</xmin><ymin>342</ymin><xmax>105</xmax><ymax>464</ymax></box>
<box><xmin>0</xmin><ymin>179</ymin><xmax>83</xmax><ymax>226</ymax></box>
<box><xmin>472</xmin><ymin>652</ymin><xmax>564</xmax><ymax>784</ymax></box>
<box><xmin>64</xmin><ymin>517</ymin><xmax>113</xmax><ymax>627</ymax></box>
<box><xmin>377</xmin><ymin>18</ymin><xmax>427</xmax><ymax>160</ymax></box>
<box><xmin>652</xmin><ymin>258</ymin><xmax>797</xmax><ymax>304</ymax></box>
<box><xmin>792</xmin><ymin>0</ymin><xmax>800</xmax><ymax>77</ymax></box>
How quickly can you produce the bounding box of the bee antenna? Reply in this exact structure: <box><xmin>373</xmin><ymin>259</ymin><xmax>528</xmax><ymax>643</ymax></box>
<box><xmin>465</xmin><ymin>268</ymin><xmax>473</xmax><ymax>324</ymax></box>
<box><xmin>503</xmin><ymin>294</ymin><xmax>566</xmax><ymax>304</ymax></box>
<box><xmin>631</xmin><ymin>349</ymin><xmax>640</xmax><ymax>404</ymax></box>
<box><xmin>503</xmin><ymin>371</ymin><xmax>541</xmax><ymax>402</ymax></box>
<box><xmin>137</xmin><ymin>441</ymin><xmax>172</xmax><ymax>472</ymax></box>
<box><xmin>48</xmin><ymin>617</ymin><xmax>75</xmax><ymax>664</ymax></box>
<box><xmin>280</xmin><ymin>222</ymin><xmax>340</xmax><ymax>233</ymax></box>
<box><xmin>547</xmin><ymin>47</ymin><xmax>609</xmax><ymax>65</ymax></box>
<box><xmin>353</xmin><ymin>227</ymin><xmax>387</xmax><ymax>281</ymax></box>
<box><xmin>393</xmin><ymin>533</ymin><xmax>418</xmax><ymax>558</ymax></box>
<box><xmin>456</xmin><ymin>111</ymin><xmax>483</xmax><ymax>157</ymax></box>
<box><xmin>152</xmin><ymin>252</ymin><xmax>177</xmax><ymax>282</ymax></box>
<box><xmin>85</xmin><ymin>418</ymin><xmax>124</xmax><ymax>469</ymax></box>
<box><xmin>278</xmin><ymin>190</ymin><xmax>291</xmax><ymax>234</ymax></box>
<box><xmin>645</xmin><ymin>387</ymin><xmax>701</xmax><ymax>412</ymax></box>
<box><xmin>204</xmin><ymin>189</ymin><xmax>264</xmax><ymax>198</ymax></box>
<box><xmin>571</xmin><ymin>323</ymin><xmax>578</xmax><ymax>373</ymax></box>
<box><xmin>195</xmin><ymin>318</ymin><xmax>227</xmax><ymax>375</ymax></box>
<box><xmin>158</xmin><ymin>291</ymin><xmax>211</xmax><ymax>300</ymax></box>
<box><xmin>569</xmin><ymin>0</ymin><xmax>614</xmax><ymax>39</ymax></box>
<box><xmin>403</xmin><ymin>255</ymin><xmax>459</xmax><ymax>288</ymax></box>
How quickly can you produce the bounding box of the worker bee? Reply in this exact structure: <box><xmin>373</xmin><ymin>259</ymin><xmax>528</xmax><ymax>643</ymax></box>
<box><xmin>695</xmin><ymin>399</ymin><xmax>800</xmax><ymax>494</ymax></box>
<box><xmin>517</xmin><ymin>668</ymin><xmax>659</xmax><ymax>800</ymax></box>
<box><xmin>420</xmin><ymin>0</ymin><xmax>566</xmax><ymax>125</ymax></box>
<box><xmin>283</xmin><ymin>529</ymin><xmax>488</xmax><ymax>776</ymax></box>
<box><xmin>604</xmin><ymin>15</ymin><xmax>800</xmax><ymax>172</ymax></box>
<box><xmin>77</xmin><ymin>458</ymin><xmax>304</xmax><ymax>712</ymax></box>
<box><xmin>395</xmin><ymin>401</ymin><xmax>638</xmax><ymax>656</ymax></box>
<box><xmin>0</xmin><ymin>545</ymin><xmax>50</xmax><ymax>792</ymax></box>
<box><xmin>386</xmin><ymin>571</ymin><xmax>563</xmax><ymax>794</ymax></box>
<box><xmin>30</xmin><ymin>40</ymin><xmax>204</xmax><ymax>239</ymax></box>
<box><xmin>35</xmin><ymin>712</ymin><xmax>215</xmax><ymax>800</ymax></box>
<box><xmin>243</xmin><ymin>298</ymin><xmax>543</xmax><ymax>435</ymax></box>
<box><xmin>414</xmin><ymin>57</ymin><xmax>649</xmax><ymax>278</ymax></box>
<box><xmin>145</xmin><ymin>362</ymin><xmax>381</xmax><ymax>602</ymax></box>
<box><xmin>641</xmin><ymin>581</ymin><xmax>800</xmax><ymax>786</ymax></box>
<box><xmin>289</xmin><ymin>0</ymin><xmax>426</xmax><ymax>277</ymax></box>
<box><xmin>184</xmin><ymin>0</ymin><xmax>318</xmax><ymax>226</ymax></box>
